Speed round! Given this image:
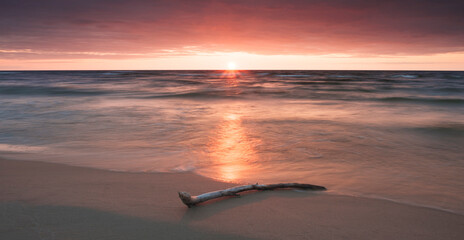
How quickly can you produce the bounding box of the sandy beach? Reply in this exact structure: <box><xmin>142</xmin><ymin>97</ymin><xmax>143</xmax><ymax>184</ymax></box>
<box><xmin>2</xmin><ymin>0</ymin><xmax>463</xmax><ymax>239</ymax></box>
<box><xmin>1</xmin><ymin>158</ymin><xmax>463</xmax><ymax>239</ymax></box>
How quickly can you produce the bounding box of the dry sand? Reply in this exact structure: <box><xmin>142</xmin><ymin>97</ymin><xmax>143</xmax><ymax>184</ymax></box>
<box><xmin>1</xmin><ymin>158</ymin><xmax>463</xmax><ymax>239</ymax></box>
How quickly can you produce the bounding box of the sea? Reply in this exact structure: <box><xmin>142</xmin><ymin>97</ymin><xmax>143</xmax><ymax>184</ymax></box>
<box><xmin>1</xmin><ymin>70</ymin><xmax>463</xmax><ymax>214</ymax></box>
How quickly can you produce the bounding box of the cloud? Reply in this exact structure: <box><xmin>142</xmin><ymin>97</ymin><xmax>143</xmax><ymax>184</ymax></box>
<box><xmin>1</xmin><ymin>0</ymin><xmax>463</xmax><ymax>59</ymax></box>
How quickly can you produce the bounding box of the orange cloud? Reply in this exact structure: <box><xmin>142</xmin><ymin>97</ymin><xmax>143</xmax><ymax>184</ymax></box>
<box><xmin>0</xmin><ymin>0</ymin><xmax>463</xmax><ymax>69</ymax></box>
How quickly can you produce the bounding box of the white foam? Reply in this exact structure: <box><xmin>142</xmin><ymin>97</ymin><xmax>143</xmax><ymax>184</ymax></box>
<box><xmin>171</xmin><ymin>165</ymin><xmax>196</xmax><ymax>172</ymax></box>
<box><xmin>0</xmin><ymin>144</ymin><xmax>47</xmax><ymax>153</ymax></box>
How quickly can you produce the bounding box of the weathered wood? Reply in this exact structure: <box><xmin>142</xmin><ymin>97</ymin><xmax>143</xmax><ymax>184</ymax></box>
<box><xmin>178</xmin><ymin>183</ymin><xmax>326</xmax><ymax>207</ymax></box>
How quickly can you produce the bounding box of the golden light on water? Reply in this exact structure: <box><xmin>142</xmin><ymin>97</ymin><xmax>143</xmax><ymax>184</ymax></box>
<box><xmin>221</xmin><ymin>70</ymin><xmax>240</xmax><ymax>80</ymax></box>
<box><xmin>206</xmin><ymin>112</ymin><xmax>260</xmax><ymax>182</ymax></box>
<box><xmin>203</xmin><ymin>73</ymin><xmax>258</xmax><ymax>182</ymax></box>
<box><xmin>220</xmin><ymin>64</ymin><xmax>242</xmax><ymax>85</ymax></box>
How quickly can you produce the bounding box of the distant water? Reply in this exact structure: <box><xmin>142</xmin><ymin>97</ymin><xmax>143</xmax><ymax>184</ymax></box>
<box><xmin>1</xmin><ymin>70</ymin><xmax>463</xmax><ymax>213</ymax></box>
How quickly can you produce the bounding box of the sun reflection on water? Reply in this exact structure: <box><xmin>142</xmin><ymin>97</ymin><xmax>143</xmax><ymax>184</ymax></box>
<box><xmin>221</xmin><ymin>69</ymin><xmax>242</xmax><ymax>82</ymax></box>
<box><xmin>205</xmin><ymin>112</ymin><xmax>260</xmax><ymax>182</ymax></box>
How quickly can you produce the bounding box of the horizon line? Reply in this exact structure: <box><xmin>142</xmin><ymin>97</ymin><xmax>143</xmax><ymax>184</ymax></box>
<box><xmin>1</xmin><ymin>69</ymin><xmax>463</xmax><ymax>72</ymax></box>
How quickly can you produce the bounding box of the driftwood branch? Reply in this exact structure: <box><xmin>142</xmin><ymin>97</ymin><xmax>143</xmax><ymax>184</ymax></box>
<box><xmin>178</xmin><ymin>183</ymin><xmax>326</xmax><ymax>207</ymax></box>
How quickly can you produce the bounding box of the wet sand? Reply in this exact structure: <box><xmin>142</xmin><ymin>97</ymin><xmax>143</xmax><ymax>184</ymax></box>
<box><xmin>1</xmin><ymin>158</ymin><xmax>463</xmax><ymax>239</ymax></box>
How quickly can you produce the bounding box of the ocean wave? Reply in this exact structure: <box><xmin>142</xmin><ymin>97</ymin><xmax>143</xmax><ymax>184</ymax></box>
<box><xmin>289</xmin><ymin>81</ymin><xmax>345</xmax><ymax>85</ymax></box>
<box><xmin>392</xmin><ymin>74</ymin><xmax>418</xmax><ymax>78</ymax></box>
<box><xmin>171</xmin><ymin>165</ymin><xmax>196</xmax><ymax>172</ymax></box>
<box><xmin>0</xmin><ymin>71</ymin><xmax>20</xmax><ymax>74</ymax></box>
<box><xmin>377</xmin><ymin>97</ymin><xmax>464</xmax><ymax>104</ymax></box>
<box><xmin>276</xmin><ymin>74</ymin><xmax>312</xmax><ymax>77</ymax></box>
<box><xmin>0</xmin><ymin>85</ymin><xmax>110</xmax><ymax>96</ymax></box>
<box><xmin>101</xmin><ymin>72</ymin><xmax>123</xmax><ymax>76</ymax></box>
<box><xmin>315</xmin><ymin>88</ymin><xmax>378</xmax><ymax>92</ymax></box>
<box><xmin>143</xmin><ymin>90</ymin><xmax>242</xmax><ymax>99</ymax></box>
<box><xmin>409</xmin><ymin>123</ymin><xmax>464</xmax><ymax>137</ymax></box>
<box><xmin>177</xmin><ymin>73</ymin><xmax>205</xmax><ymax>76</ymax></box>
<box><xmin>328</xmin><ymin>75</ymin><xmax>353</xmax><ymax>78</ymax></box>
<box><xmin>166</xmin><ymin>79</ymin><xmax>205</xmax><ymax>85</ymax></box>
<box><xmin>0</xmin><ymin>143</ymin><xmax>47</xmax><ymax>153</ymax></box>
<box><xmin>436</xmin><ymin>87</ymin><xmax>464</xmax><ymax>93</ymax></box>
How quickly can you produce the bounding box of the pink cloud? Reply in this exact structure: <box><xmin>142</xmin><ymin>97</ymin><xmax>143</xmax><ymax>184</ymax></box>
<box><xmin>1</xmin><ymin>0</ymin><xmax>463</xmax><ymax>59</ymax></box>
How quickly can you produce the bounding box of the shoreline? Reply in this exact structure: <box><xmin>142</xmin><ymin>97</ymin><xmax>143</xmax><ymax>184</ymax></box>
<box><xmin>4</xmin><ymin>155</ymin><xmax>462</xmax><ymax>216</ymax></box>
<box><xmin>1</xmin><ymin>158</ymin><xmax>463</xmax><ymax>239</ymax></box>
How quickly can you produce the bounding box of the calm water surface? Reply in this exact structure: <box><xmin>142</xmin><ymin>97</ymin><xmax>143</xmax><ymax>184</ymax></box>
<box><xmin>1</xmin><ymin>70</ymin><xmax>463</xmax><ymax>213</ymax></box>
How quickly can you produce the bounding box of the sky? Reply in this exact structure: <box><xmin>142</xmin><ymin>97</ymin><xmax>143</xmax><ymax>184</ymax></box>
<box><xmin>1</xmin><ymin>0</ymin><xmax>463</xmax><ymax>70</ymax></box>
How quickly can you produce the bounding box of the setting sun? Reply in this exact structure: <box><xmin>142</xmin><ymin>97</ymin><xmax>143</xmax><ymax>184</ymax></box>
<box><xmin>228</xmin><ymin>62</ymin><xmax>237</xmax><ymax>70</ymax></box>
